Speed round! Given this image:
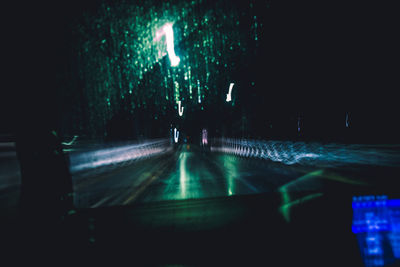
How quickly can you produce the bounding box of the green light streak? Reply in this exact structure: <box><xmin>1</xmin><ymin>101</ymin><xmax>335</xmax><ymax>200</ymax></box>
<box><xmin>279</xmin><ymin>187</ymin><xmax>291</xmax><ymax>222</ymax></box>
<box><xmin>179</xmin><ymin>152</ymin><xmax>188</xmax><ymax>198</ymax></box>
<box><xmin>278</xmin><ymin>168</ymin><xmax>365</xmax><ymax>222</ymax></box>
<box><xmin>65</xmin><ymin>1</ymin><xmax>261</xmax><ymax>136</ymax></box>
<box><xmin>174</xmin><ymin>81</ymin><xmax>180</xmax><ymax>102</ymax></box>
<box><xmin>279</xmin><ymin>192</ymin><xmax>323</xmax><ymax>223</ymax></box>
<box><xmin>280</xmin><ymin>169</ymin><xmax>367</xmax><ymax>189</ymax></box>
<box><xmin>218</xmin><ymin>155</ymin><xmax>238</xmax><ymax>196</ymax></box>
<box><xmin>278</xmin><ymin>170</ymin><xmax>324</xmax><ymax>222</ymax></box>
<box><xmin>62</xmin><ymin>135</ymin><xmax>78</xmax><ymax>146</ymax></box>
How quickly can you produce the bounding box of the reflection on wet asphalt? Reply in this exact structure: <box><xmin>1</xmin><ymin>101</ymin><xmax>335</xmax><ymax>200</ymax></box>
<box><xmin>72</xmin><ymin>144</ymin><xmax>310</xmax><ymax>207</ymax></box>
<box><xmin>1</xmin><ymin>144</ymin><xmax>374</xmax><ymax>209</ymax></box>
<box><xmin>131</xmin><ymin>145</ymin><xmax>306</xmax><ymax>204</ymax></box>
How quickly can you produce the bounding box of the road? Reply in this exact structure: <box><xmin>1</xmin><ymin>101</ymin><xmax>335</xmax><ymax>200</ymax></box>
<box><xmin>1</xmin><ymin>142</ymin><xmax>398</xmax><ymax>210</ymax></box>
<box><xmin>2</xmin><ymin>142</ymin><xmax>399</xmax><ymax>266</ymax></box>
<box><xmin>134</xmin><ymin>145</ymin><xmax>301</xmax><ymax>203</ymax></box>
<box><xmin>68</xmin><ymin>144</ymin><xmax>388</xmax><ymax>265</ymax></box>
<box><xmin>72</xmin><ymin>144</ymin><xmax>375</xmax><ymax>209</ymax></box>
<box><xmin>0</xmin><ymin>143</ymin><xmax>20</xmax><ymax>209</ymax></box>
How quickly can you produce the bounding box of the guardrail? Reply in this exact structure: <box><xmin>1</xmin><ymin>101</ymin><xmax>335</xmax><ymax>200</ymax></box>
<box><xmin>69</xmin><ymin>138</ymin><xmax>173</xmax><ymax>175</ymax></box>
<box><xmin>210</xmin><ymin>138</ymin><xmax>400</xmax><ymax>167</ymax></box>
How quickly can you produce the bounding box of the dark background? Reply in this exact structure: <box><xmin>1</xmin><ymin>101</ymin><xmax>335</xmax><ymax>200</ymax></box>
<box><xmin>2</xmin><ymin>0</ymin><xmax>399</xmax><ymax>143</ymax></box>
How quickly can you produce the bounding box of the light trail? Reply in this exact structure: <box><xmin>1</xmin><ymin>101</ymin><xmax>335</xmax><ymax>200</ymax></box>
<box><xmin>179</xmin><ymin>153</ymin><xmax>187</xmax><ymax>198</ymax></box>
<box><xmin>210</xmin><ymin>138</ymin><xmax>400</xmax><ymax>167</ymax></box>
<box><xmin>155</xmin><ymin>23</ymin><xmax>180</xmax><ymax>67</ymax></box>
<box><xmin>69</xmin><ymin>139</ymin><xmax>172</xmax><ymax>174</ymax></box>
<box><xmin>62</xmin><ymin>135</ymin><xmax>78</xmax><ymax>146</ymax></box>
<box><xmin>202</xmin><ymin>129</ymin><xmax>208</xmax><ymax>145</ymax></box>
<box><xmin>178</xmin><ymin>101</ymin><xmax>184</xmax><ymax>116</ymax></box>
<box><xmin>174</xmin><ymin>128</ymin><xmax>179</xmax><ymax>143</ymax></box>
<box><xmin>297</xmin><ymin>117</ymin><xmax>301</xmax><ymax>133</ymax></box>
<box><xmin>226</xmin><ymin>83</ymin><xmax>234</xmax><ymax>102</ymax></box>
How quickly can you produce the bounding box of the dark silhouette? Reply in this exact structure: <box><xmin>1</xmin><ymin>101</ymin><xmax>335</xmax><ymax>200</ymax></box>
<box><xmin>16</xmin><ymin>129</ymin><xmax>73</xmax><ymax>218</ymax></box>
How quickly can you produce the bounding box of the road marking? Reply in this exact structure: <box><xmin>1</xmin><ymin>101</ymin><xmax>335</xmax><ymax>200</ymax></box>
<box><xmin>123</xmin><ymin>158</ymin><xmax>173</xmax><ymax>205</ymax></box>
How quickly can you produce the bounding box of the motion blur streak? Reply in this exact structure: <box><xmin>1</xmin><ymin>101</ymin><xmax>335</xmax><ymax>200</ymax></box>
<box><xmin>174</xmin><ymin>128</ymin><xmax>179</xmax><ymax>143</ymax></box>
<box><xmin>61</xmin><ymin>135</ymin><xmax>78</xmax><ymax>146</ymax></box>
<box><xmin>202</xmin><ymin>129</ymin><xmax>208</xmax><ymax>145</ymax></box>
<box><xmin>178</xmin><ymin>100</ymin><xmax>184</xmax><ymax>116</ymax></box>
<box><xmin>210</xmin><ymin>138</ymin><xmax>400</xmax><ymax>167</ymax></box>
<box><xmin>69</xmin><ymin>139</ymin><xmax>172</xmax><ymax>174</ymax></box>
<box><xmin>226</xmin><ymin>83</ymin><xmax>234</xmax><ymax>102</ymax></box>
<box><xmin>154</xmin><ymin>23</ymin><xmax>180</xmax><ymax>67</ymax></box>
<box><xmin>179</xmin><ymin>152</ymin><xmax>188</xmax><ymax>199</ymax></box>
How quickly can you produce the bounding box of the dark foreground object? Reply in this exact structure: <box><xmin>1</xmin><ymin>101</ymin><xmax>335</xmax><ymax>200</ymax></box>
<box><xmin>1</xmin><ymin>190</ymin><xmax>375</xmax><ymax>266</ymax></box>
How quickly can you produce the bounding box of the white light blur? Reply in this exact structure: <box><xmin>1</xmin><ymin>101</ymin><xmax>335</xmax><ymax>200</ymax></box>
<box><xmin>69</xmin><ymin>139</ymin><xmax>172</xmax><ymax>174</ymax></box>
<box><xmin>226</xmin><ymin>83</ymin><xmax>234</xmax><ymax>102</ymax></box>
<box><xmin>174</xmin><ymin>128</ymin><xmax>179</xmax><ymax>143</ymax></box>
<box><xmin>155</xmin><ymin>23</ymin><xmax>180</xmax><ymax>67</ymax></box>
<box><xmin>178</xmin><ymin>101</ymin><xmax>184</xmax><ymax>116</ymax></box>
<box><xmin>202</xmin><ymin>129</ymin><xmax>208</xmax><ymax>145</ymax></box>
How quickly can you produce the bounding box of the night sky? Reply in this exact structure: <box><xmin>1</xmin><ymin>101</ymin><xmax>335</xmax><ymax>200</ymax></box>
<box><xmin>3</xmin><ymin>0</ymin><xmax>399</xmax><ymax>143</ymax></box>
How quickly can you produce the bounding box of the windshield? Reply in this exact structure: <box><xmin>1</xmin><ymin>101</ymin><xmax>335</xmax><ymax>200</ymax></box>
<box><xmin>2</xmin><ymin>0</ymin><xmax>399</xmax><ymax>265</ymax></box>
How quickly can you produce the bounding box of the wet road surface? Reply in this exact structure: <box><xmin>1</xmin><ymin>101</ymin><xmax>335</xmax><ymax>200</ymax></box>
<box><xmin>135</xmin><ymin>145</ymin><xmax>304</xmax><ymax>203</ymax></box>
<box><xmin>0</xmin><ymin>143</ymin><xmax>382</xmax><ymax>209</ymax></box>
<box><xmin>73</xmin><ymin>144</ymin><xmax>372</xmax><ymax>208</ymax></box>
<box><xmin>2</xmin><ymin>142</ymin><xmax>399</xmax><ymax>266</ymax></box>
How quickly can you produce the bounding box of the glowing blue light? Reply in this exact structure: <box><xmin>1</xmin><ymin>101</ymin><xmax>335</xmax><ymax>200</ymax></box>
<box><xmin>197</xmin><ymin>80</ymin><xmax>201</xmax><ymax>103</ymax></box>
<box><xmin>352</xmin><ymin>195</ymin><xmax>400</xmax><ymax>266</ymax></box>
<box><xmin>297</xmin><ymin>117</ymin><xmax>301</xmax><ymax>132</ymax></box>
